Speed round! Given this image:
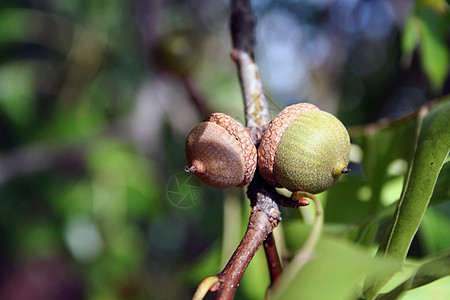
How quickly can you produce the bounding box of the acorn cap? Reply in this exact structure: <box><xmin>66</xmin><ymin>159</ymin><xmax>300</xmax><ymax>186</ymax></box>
<box><xmin>257</xmin><ymin>103</ymin><xmax>319</xmax><ymax>187</ymax></box>
<box><xmin>185</xmin><ymin>113</ymin><xmax>257</xmax><ymax>188</ymax></box>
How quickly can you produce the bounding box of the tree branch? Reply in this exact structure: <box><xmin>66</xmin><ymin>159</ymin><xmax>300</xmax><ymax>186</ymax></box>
<box><xmin>181</xmin><ymin>76</ymin><xmax>212</xmax><ymax>117</ymax></box>
<box><xmin>209</xmin><ymin>1</ymin><xmax>282</xmax><ymax>299</ymax></box>
<box><xmin>263</xmin><ymin>232</ymin><xmax>283</xmax><ymax>285</ymax></box>
<box><xmin>193</xmin><ymin>1</ymin><xmax>284</xmax><ymax>299</ymax></box>
<box><xmin>230</xmin><ymin>0</ymin><xmax>255</xmax><ymax>53</ymax></box>
<box><xmin>215</xmin><ymin>173</ymin><xmax>281</xmax><ymax>299</ymax></box>
<box><xmin>230</xmin><ymin>0</ymin><xmax>270</xmax><ymax>129</ymax></box>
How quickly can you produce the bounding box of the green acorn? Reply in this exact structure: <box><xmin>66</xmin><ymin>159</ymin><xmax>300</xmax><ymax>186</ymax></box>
<box><xmin>258</xmin><ymin>103</ymin><xmax>350</xmax><ymax>194</ymax></box>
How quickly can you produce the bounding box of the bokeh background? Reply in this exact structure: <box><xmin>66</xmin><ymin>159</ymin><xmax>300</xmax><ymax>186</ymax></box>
<box><xmin>0</xmin><ymin>0</ymin><xmax>448</xmax><ymax>299</ymax></box>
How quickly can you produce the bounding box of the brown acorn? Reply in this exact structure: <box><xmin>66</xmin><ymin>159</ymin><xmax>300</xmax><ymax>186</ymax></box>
<box><xmin>258</xmin><ymin>103</ymin><xmax>351</xmax><ymax>194</ymax></box>
<box><xmin>185</xmin><ymin>113</ymin><xmax>257</xmax><ymax>188</ymax></box>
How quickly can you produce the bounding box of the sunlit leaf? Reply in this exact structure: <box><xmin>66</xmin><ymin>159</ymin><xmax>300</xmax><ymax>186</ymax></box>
<box><xmin>348</xmin><ymin>104</ymin><xmax>420</xmax><ymax>245</ymax></box>
<box><xmin>365</xmin><ymin>99</ymin><xmax>450</xmax><ymax>298</ymax></box>
<box><xmin>377</xmin><ymin>251</ymin><xmax>450</xmax><ymax>300</ymax></box>
<box><xmin>272</xmin><ymin>236</ymin><xmax>399</xmax><ymax>300</ymax></box>
<box><xmin>400</xmin><ymin>276</ymin><xmax>450</xmax><ymax>300</ymax></box>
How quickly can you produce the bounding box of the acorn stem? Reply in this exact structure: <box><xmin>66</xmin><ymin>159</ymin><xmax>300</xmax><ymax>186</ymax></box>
<box><xmin>184</xmin><ymin>165</ymin><xmax>197</xmax><ymax>173</ymax></box>
<box><xmin>271</xmin><ymin>192</ymin><xmax>323</xmax><ymax>297</ymax></box>
<box><xmin>341</xmin><ymin>167</ymin><xmax>351</xmax><ymax>173</ymax></box>
<box><xmin>192</xmin><ymin>275</ymin><xmax>219</xmax><ymax>300</ymax></box>
<box><xmin>291</xmin><ymin>191</ymin><xmax>311</xmax><ymax>206</ymax></box>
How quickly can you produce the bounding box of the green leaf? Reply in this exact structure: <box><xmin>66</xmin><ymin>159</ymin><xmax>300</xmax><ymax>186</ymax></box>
<box><xmin>271</xmin><ymin>236</ymin><xmax>400</xmax><ymax>300</ymax></box>
<box><xmin>0</xmin><ymin>62</ymin><xmax>34</xmax><ymax>126</ymax></box>
<box><xmin>420</xmin><ymin>207</ymin><xmax>450</xmax><ymax>254</ymax></box>
<box><xmin>400</xmin><ymin>277</ymin><xmax>450</xmax><ymax>300</ymax></box>
<box><xmin>365</xmin><ymin>99</ymin><xmax>450</xmax><ymax>298</ymax></box>
<box><xmin>350</xmin><ymin>110</ymin><xmax>419</xmax><ymax>200</ymax></box>
<box><xmin>377</xmin><ymin>251</ymin><xmax>450</xmax><ymax>300</ymax></box>
<box><xmin>348</xmin><ymin>106</ymin><xmax>419</xmax><ymax>245</ymax></box>
<box><xmin>324</xmin><ymin>178</ymin><xmax>369</xmax><ymax>224</ymax></box>
<box><xmin>416</xmin><ymin>1</ymin><xmax>450</xmax><ymax>90</ymax></box>
<box><xmin>183</xmin><ymin>243</ymin><xmax>222</xmax><ymax>284</ymax></box>
<box><xmin>400</xmin><ymin>1</ymin><xmax>449</xmax><ymax>90</ymax></box>
<box><xmin>429</xmin><ymin>161</ymin><xmax>450</xmax><ymax>205</ymax></box>
<box><xmin>239</xmin><ymin>243</ymin><xmax>271</xmax><ymax>300</ymax></box>
<box><xmin>0</xmin><ymin>9</ymin><xmax>29</xmax><ymax>42</ymax></box>
<box><xmin>410</xmin><ymin>253</ymin><xmax>450</xmax><ymax>289</ymax></box>
<box><xmin>87</xmin><ymin>139</ymin><xmax>162</xmax><ymax>220</ymax></box>
<box><xmin>402</xmin><ymin>15</ymin><xmax>420</xmax><ymax>56</ymax></box>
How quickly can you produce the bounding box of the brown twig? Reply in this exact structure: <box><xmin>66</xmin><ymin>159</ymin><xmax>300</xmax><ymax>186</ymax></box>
<box><xmin>210</xmin><ymin>1</ymin><xmax>282</xmax><ymax>299</ymax></box>
<box><xmin>347</xmin><ymin>97</ymin><xmax>444</xmax><ymax>138</ymax></box>
<box><xmin>229</xmin><ymin>0</ymin><xmax>270</xmax><ymax>128</ymax></box>
<box><xmin>210</xmin><ymin>173</ymin><xmax>310</xmax><ymax>298</ymax></box>
<box><xmin>181</xmin><ymin>76</ymin><xmax>212</xmax><ymax>117</ymax></box>
<box><xmin>215</xmin><ymin>206</ymin><xmax>280</xmax><ymax>298</ymax></box>
<box><xmin>193</xmin><ymin>1</ymin><xmax>282</xmax><ymax>299</ymax></box>
<box><xmin>263</xmin><ymin>232</ymin><xmax>283</xmax><ymax>285</ymax></box>
<box><xmin>230</xmin><ymin>0</ymin><xmax>255</xmax><ymax>54</ymax></box>
<box><xmin>215</xmin><ymin>173</ymin><xmax>281</xmax><ymax>299</ymax></box>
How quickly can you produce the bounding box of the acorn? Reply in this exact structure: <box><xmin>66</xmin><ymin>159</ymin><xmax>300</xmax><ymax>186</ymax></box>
<box><xmin>258</xmin><ymin>103</ymin><xmax>350</xmax><ymax>195</ymax></box>
<box><xmin>185</xmin><ymin>113</ymin><xmax>257</xmax><ymax>188</ymax></box>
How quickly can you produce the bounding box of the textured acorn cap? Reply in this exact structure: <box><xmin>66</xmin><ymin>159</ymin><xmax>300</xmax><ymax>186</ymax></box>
<box><xmin>258</xmin><ymin>103</ymin><xmax>319</xmax><ymax>187</ymax></box>
<box><xmin>185</xmin><ymin>113</ymin><xmax>257</xmax><ymax>188</ymax></box>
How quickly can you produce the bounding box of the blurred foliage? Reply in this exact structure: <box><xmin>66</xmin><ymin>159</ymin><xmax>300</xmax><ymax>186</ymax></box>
<box><xmin>0</xmin><ymin>0</ymin><xmax>448</xmax><ymax>300</ymax></box>
<box><xmin>402</xmin><ymin>0</ymin><xmax>449</xmax><ymax>90</ymax></box>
